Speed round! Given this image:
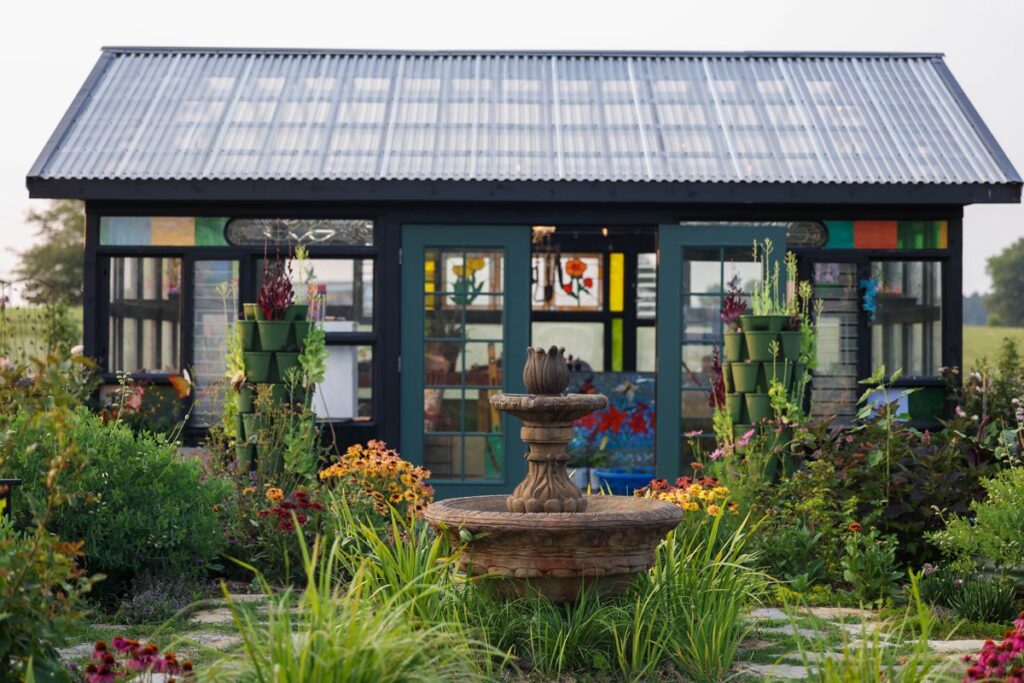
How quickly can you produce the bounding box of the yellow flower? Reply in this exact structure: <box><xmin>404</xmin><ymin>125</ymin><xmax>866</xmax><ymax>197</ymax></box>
<box><xmin>683</xmin><ymin>501</ymin><xmax>700</xmax><ymax>512</ymax></box>
<box><xmin>707</xmin><ymin>504</ymin><xmax>722</xmax><ymax>516</ymax></box>
<box><xmin>266</xmin><ymin>487</ymin><xmax>284</xmax><ymax>503</ymax></box>
<box><xmin>242</xmin><ymin>486</ymin><xmax>256</xmax><ymax>495</ymax></box>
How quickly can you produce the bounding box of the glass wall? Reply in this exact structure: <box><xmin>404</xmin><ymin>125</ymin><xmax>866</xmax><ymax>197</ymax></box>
<box><xmin>870</xmin><ymin>261</ymin><xmax>942</xmax><ymax>377</ymax></box>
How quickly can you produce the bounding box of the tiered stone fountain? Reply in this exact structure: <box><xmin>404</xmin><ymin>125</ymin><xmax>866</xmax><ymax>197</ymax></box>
<box><xmin>424</xmin><ymin>346</ymin><xmax>682</xmax><ymax>601</ymax></box>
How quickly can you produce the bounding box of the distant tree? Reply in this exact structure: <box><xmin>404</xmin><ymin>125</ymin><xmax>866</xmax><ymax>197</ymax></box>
<box><xmin>963</xmin><ymin>291</ymin><xmax>988</xmax><ymax>326</ymax></box>
<box><xmin>987</xmin><ymin>238</ymin><xmax>1024</xmax><ymax>327</ymax></box>
<box><xmin>12</xmin><ymin>200</ymin><xmax>84</xmax><ymax>305</ymax></box>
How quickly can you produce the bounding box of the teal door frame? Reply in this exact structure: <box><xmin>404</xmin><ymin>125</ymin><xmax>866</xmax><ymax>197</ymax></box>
<box><xmin>654</xmin><ymin>224</ymin><xmax>787</xmax><ymax>482</ymax></box>
<box><xmin>400</xmin><ymin>225</ymin><xmax>531</xmax><ymax>498</ymax></box>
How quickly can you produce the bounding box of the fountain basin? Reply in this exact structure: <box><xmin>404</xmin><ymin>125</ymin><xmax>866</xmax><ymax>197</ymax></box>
<box><xmin>425</xmin><ymin>494</ymin><xmax>682</xmax><ymax>601</ymax></box>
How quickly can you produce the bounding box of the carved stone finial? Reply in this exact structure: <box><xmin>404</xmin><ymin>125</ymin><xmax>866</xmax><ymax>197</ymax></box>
<box><xmin>523</xmin><ymin>346</ymin><xmax>570</xmax><ymax>395</ymax></box>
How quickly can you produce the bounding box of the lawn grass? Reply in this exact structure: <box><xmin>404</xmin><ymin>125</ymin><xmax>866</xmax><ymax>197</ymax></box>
<box><xmin>0</xmin><ymin>305</ymin><xmax>82</xmax><ymax>362</ymax></box>
<box><xmin>963</xmin><ymin>324</ymin><xmax>1024</xmax><ymax>370</ymax></box>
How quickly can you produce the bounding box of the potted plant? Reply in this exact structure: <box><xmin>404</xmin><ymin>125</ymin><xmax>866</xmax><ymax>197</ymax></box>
<box><xmin>740</xmin><ymin>238</ymin><xmax>789</xmax><ymax>333</ymax></box>
<box><xmin>721</xmin><ymin>277</ymin><xmax>748</xmax><ymax>363</ymax></box>
<box><xmin>288</xmin><ymin>245</ymin><xmax>314</xmax><ymax>323</ymax></box>
<box><xmin>256</xmin><ymin>256</ymin><xmax>295</xmax><ymax>352</ymax></box>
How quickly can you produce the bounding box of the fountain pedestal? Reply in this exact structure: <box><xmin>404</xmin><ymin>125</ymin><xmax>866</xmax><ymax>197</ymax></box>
<box><xmin>424</xmin><ymin>346</ymin><xmax>681</xmax><ymax>601</ymax></box>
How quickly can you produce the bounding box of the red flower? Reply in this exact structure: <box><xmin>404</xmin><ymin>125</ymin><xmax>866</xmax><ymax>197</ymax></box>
<box><xmin>562</xmin><ymin>284</ymin><xmax>573</xmax><ymax>294</ymax></box>
<box><xmin>847</xmin><ymin>522</ymin><xmax>862</xmax><ymax>533</ymax></box>
<box><xmin>597</xmin><ymin>405</ymin><xmax>628</xmax><ymax>433</ymax></box>
<box><xmin>583</xmin><ymin>277</ymin><xmax>594</xmax><ymax>289</ymax></box>
<box><xmin>627</xmin><ymin>409</ymin><xmax>648</xmax><ymax>434</ymax></box>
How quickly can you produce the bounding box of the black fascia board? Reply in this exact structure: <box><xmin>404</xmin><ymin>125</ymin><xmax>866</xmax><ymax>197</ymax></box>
<box><xmin>26</xmin><ymin>177</ymin><xmax>1022</xmax><ymax>205</ymax></box>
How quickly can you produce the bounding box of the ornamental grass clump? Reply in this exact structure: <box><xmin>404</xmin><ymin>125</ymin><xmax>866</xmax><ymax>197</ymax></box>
<box><xmin>319</xmin><ymin>440</ymin><xmax>434</xmax><ymax>519</ymax></box>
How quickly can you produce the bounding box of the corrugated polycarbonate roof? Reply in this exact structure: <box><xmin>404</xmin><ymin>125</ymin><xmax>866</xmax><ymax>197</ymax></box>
<box><xmin>30</xmin><ymin>48</ymin><xmax>1021</xmax><ymax>186</ymax></box>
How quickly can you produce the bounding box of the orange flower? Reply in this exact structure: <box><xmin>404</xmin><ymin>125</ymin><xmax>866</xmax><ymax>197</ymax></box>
<box><xmin>847</xmin><ymin>521</ymin><xmax>862</xmax><ymax>533</ymax></box>
<box><xmin>564</xmin><ymin>258</ymin><xmax>587</xmax><ymax>278</ymax></box>
<box><xmin>266</xmin><ymin>487</ymin><xmax>284</xmax><ymax>502</ymax></box>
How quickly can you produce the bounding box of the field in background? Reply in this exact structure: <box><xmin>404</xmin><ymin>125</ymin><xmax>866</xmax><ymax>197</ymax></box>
<box><xmin>963</xmin><ymin>324</ymin><xmax>1024</xmax><ymax>370</ymax></box>
<box><xmin>0</xmin><ymin>306</ymin><xmax>83</xmax><ymax>362</ymax></box>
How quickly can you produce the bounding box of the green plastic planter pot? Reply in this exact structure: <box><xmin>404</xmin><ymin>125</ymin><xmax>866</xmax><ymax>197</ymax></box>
<box><xmin>745</xmin><ymin>393</ymin><xmax>772</xmax><ymax>423</ymax></box>
<box><xmin>725</xmin><ymin>392</ymin><xmax>744</xmax><ymax>422</ymax></box>
<box><xmin>237</xmin><ymin>385</ymin><xmax>254</xmax><ymax>413</ymax></box>
<box><xmin>241</xmin><ymin>413</ymin><xmax>259</xmax><ymax>442</ymax></box>
<box><xmin>236</xmin><ymin>444</ymin><xmax>255</xmax><ymax>471</ymax></box>
<box><xmin>284</xmin><ymin>304</ymin><xmax>309</xmax><ymax>322</ymax></box>
<box><xmin>269</xmin><ymin>383</ymin><xmax>290</xmax><ymax>405</ymax></box>
<box><xmin>744</xmin><ymin>330</ymin><xmax>778</xmax><ymax>362</ymax></box>
<box><xmin>243</xmin><ymin>352</ymin><xmax>272</xmax><ymax>383</ymax></box>
<box><xmin>739</xmin><ymin>314</ymin><xmax>770</xmax><ymax>332</ymax></box>
<box><xmin>257</xmin><ymin>320</ymin><xmax>291</xmax><ymax>351</ymax></box>
<box><xmin>779</xmin><ymin>330</ymin><xmax>802</xmax><ymax>362</ymax></box>
<box><xmin>763</xmin><ymin>360</ymin><xmax>793</xmax><ymax>389</ymax></box>
<box><xmin>731</xmin><ymin>362</ymin><xmax>760</xmax><ymax>393</ymax></box>
<box><xmin>764</xmin><ymin>315</ymin><xmax>789</xmax><ymax>333</ymax></box>
<box><xmin>791</xmin><ymin>363</ymin><xmax>808</xmax><ymax>398</ymax></box>
<box><xmin>234</xmin><ymin>414</ymin><xmax>245</xmax><ymax>442</ymax></box>
<box><xmin>723</xmin><ymin>331</ymin><xmax>746</xmax><ymax>362</ymax></box>
<box><xmin>242</xmin><ymin>303</ymin><xmax>264</xmax><ymax>321</ymax></box>
<box><xmin>723</xmin><ymin>363</ymin><xmax>735</xmax><ymax>393</ymax></box>
<box><xmin>237</xmin><ymin>321</ymin><xmax>258</xmax><ymax>351</ymax></box>
<box><xmin>274</xmin><ymin>352</ymin><xmax>300</xmax><ymax>382</ymax></box>
<box><xmin>293</xmin><ymin>321</ymin><xmax>312</xmax><ymax>350</ymax></box>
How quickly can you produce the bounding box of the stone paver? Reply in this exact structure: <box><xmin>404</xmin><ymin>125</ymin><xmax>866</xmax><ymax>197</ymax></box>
<box><xmin>805</xmin><ymin>607</ymin><xmax>875</xmax><ymax>620</ymax></box>
<box><xmin>190</xmin><ymin>607</ymin><xmax>235</xmax><ymax>624</ymax></box>
<box><xmin>750</xmin><ymin>607</ymin><xmax>790</xmax><ymax>621</ymax></box>
<box><xmin>736</xmin><ymin>662</ymin><xmax>809</xmax><ymax>680</ymax></box>
<box><xmin>192</xmin><ymin>632</ymin><xmax>242</xmax><ymax>650</ymax></box>
<box><xmin>835</xmin><ymin>621</ymin><xmax>889</xmax><ymax>638</ymax></box>
<box><xmin>783</xmin><ymin>650</ymin><xmax>845</xmax><ymax>664</ymax></box>
<box><xmin>760</xmin><ymin>624</ymin><xmax>821</xmax><ymax>640</ymax></box>
<box><xmin>928</xmin><ymin>639</ymin><xmax>987</xmax><ymax>654</ymax></box>
<box><xmin>226</xmin><ymin>592</ymin><xmax>264</xmax><ymax>603</ymax></box>
<box><xmin>58</xmin><ymin>643</ymin><xmax>96</xmax><ymax>659</ymax></box>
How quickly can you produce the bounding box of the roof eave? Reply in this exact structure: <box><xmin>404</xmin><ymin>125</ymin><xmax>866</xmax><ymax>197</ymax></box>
<box><xmin>25</xmin><ymin>177</ymin><xmax>1023</xmax><ymax>206</ymax></box>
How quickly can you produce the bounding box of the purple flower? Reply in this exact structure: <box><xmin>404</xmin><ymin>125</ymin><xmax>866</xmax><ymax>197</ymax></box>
<box><xmin>684</xmin><ymin>430</ymin><xmax>704</xmax><ymax>438</ymax></box>
<box><xmin>736</xmin><ymin>429</ymin><xmax>755</xmax><ymax>447</ymax></box>
<box><xmin>709</xmin><ymin>447</ymin><xmax>724</xmax><ymax>461</ymax></box>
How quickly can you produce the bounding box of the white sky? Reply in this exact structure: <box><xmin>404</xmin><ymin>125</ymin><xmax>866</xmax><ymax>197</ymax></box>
<box><xmin>1</xmin><ymin>0</ymin><xmax>1021</xmax><ymax>294</ymax></box>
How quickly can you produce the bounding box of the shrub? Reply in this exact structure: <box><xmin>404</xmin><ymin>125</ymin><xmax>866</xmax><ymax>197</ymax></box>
<box><xmin>929</xmin><ymin>466</ymin><xmax>1024</xmax><ymax>572</ymax></box>
<box><xmin>948</xmin><ymin>575</ymin><xmax>1019</xmax><ymax>624</ymax></box>
<box><xmin>841</xmin><ymin>528</ymin><xmax>903</xmax><ymax>606</ymax></box>
<box><xmin>117</xmin><ymin>573</ymin><xmax>211</xmax><ymax>625</ymax></box>
<box><xmin>3</xmin><ymin>408</ymin><xmax>229</xmax><ymax>596</ymax></box>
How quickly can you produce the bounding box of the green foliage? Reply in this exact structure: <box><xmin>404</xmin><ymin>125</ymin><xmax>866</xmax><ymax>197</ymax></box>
<box><xmin>750</xmin><ymin>238</ymin><xmax>785</xmax><ymax>315</ymax></box>
<box><xmin>3</xmin><ymin>408</ymin><xmax>229</xmax><ymax>596</ymax></box>
<box><xmin>929</xmin><ymin>466</ymin><xmax>1024</xmax><ymax>571</ymax></box>
<box><xmin>986</xmin><ymin>237</ymin><xmax>1024</xmax><ymax>327</ymax></box>
<box><xmin>918</xmin><ymin>566</ymin><xmax>965</xmax><ymax>608</ymax></box>
<box><xmin>297</xmin><ymin>321</ymin><xmax>327</xmax><ymax>389</ymax></box>
<box><xmin>947</xmin><ymin>575</ymin><xmax>1019</xmax><ymax>624</ymax></box>
<box><xmin>204</xmin><ymin>534</ymin><xmax>496</xmax><ymax>683</ymax></box>
<box><xmin>841</xmin><ymin>529</ymin><xmax>903</xmax><ymax>606</ymax></box>
<box><xmin>117</xmin><ymin>572</ymin><xmax>211</xmax><ymax>625</ymax></box>
<box><xmin>13</xmin><ymin>199</ymin><xmax>85</xmax><ymax>306</ymax></box>
<box><xmin>757</xmin><ymin>520</ymin><xmax>827</xmax><ymax>588</ymax></box>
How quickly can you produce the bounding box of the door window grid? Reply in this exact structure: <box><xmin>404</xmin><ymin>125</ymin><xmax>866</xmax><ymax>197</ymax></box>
<box><xmin>423</xmin><ymin>248</ymin><xmax>505</xmax><ymax>482</ymax></box>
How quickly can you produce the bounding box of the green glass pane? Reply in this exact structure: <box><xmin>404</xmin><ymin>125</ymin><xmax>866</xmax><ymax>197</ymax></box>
<box><xmin>824</xmin><ymin>220</ymin><xmax>854</xmax><ymax>249</ymax></box>
<box><xmin>196</xmin><ymin>217</ymin><xmax>229</xmax><ymax>246</ymax></box>
<box><xmin>100</xmin><ymin>216</ymin><xmax>151</xmax><ymax>245</ymax></box>
<box><xmin>611</xmin><ymin>318</ymin><xmax>624</xmax><ymax>372</ymax></box>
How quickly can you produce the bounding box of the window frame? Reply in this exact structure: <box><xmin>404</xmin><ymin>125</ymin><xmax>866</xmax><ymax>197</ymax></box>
<box><xmin>93</xmin><ymin>216</ymin><xmax>386</xmax><ymax>440</ymax></box>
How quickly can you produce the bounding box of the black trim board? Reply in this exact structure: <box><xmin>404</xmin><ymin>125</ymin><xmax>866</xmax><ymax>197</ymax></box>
<box><xmin>32</xmin><ymin>178</ymin><xmax>1022</xmax><ymax>205</ymax></box>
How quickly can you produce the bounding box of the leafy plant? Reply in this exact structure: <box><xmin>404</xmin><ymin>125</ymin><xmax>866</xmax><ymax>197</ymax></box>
<box><xmin>257</xmin><ymin>255</ymin><xmax>294</xmax><ymax>320</ymax></box>
<box><xmin>720</xmin><ymin>276</ymin><xmax>747</xmax><ymax>331</ymax></box>
<box><xmin>751</xmin><ymin>238</ymin><xmax>785</xmax><ymax>316</ymax></box>
<box><xmin>3</xmin><ymin>407</ymin><xmax>229</xmax><ymax>598</ymax></box>
<box><xmin>117</xmin><ymin>573</ymin><xmax>211</xmax><ymax>625</ymax></box>
<box><xmin>296</xmin><ymin>313</ymin><xmax>327</xmax><ymax>390</ymax></box>
<box><xmin>929</xmin><ymin>465</ymin><xmax>1024</xmax><ymax>572</ymax></box>
<box><xmin>757</xmin><ymin>520</ymin><xmax>828</xmax><ymax>589</ymax></box>
<box><xmin>947</xmin><ymin>575</ymin><xmax>1019</xmax><ymax>624</ymax></box>
<box><xmin>841</xmin><ymin>528</ymin><xmax>902</xmax><ymax>606</ymax></box>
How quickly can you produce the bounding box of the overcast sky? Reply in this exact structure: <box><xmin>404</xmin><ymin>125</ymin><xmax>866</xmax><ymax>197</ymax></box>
<box><xmin>1</xmin><ymin>0</ymin><xmax>1021</xmax><ymax>295</ymax></box>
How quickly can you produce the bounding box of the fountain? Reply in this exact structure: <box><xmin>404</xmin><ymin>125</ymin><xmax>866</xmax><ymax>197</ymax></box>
<box><xmin>424</xmin><ymin>346</ymin><xmax>682</xmax><ymax>601</ymax></box>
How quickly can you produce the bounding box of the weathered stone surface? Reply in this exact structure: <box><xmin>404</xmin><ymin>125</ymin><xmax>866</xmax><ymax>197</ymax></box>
<box><xmin>425</xmin><ymin>495</ymin><xmax>680</xmax><ymax>601</ymax></box>
<box><xmin>760</xmin><ymin>624</ymin><xmax>821</xmax><ymax>640</ymax></box>
<box><xmin>749</xmin><ymin>607</ymin><xmax>790</xmax><ymax>621</ymax></box>
<box><xmin>735</xmin><ymin>662</ymin><xmax>809</xmax><ymax>679</ymax></box>
<box><xmin>805</xmin><ymin>606</ymin><xmax>875</xmax><ymax>620</ymax></box>
<box><xmin>190</xmin><ymin>607</ymin><xmax>235</xmax><ymax>624</ymax></box>
<box><xmin>928</xmin><ymin>639</ymin><xmax>988</xmax><ymax>654</ymax></box>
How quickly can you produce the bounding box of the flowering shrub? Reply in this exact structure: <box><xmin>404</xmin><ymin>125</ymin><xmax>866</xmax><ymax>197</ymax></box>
<box><xmin>961</xmin><ymin>612</ymin><xmax>1024</xmax><ymax>682</ymax></box>
<box><xmin>319</xmin><ymin>440</ymin><xmax>433</xmax><ymax>519</ymax></box>
<box><xmin>635</xmin><ymin>473</ymin><xmax>737</xmax><ymax>517</ymax></box>
<box><xmin>72</xmin><ymin>638</ymin><xmax>194</xmax><ymax>682</ymax></box>
<box><xmin>257</xmin><ymin>488</ymin><xmax>325</xmax><ymax>533</ymax></box>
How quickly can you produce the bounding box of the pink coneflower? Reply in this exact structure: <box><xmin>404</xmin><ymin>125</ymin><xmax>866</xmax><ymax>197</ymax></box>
<box><xmin>736</xmin><ymin>429</ymin><xmax>755</xmax><ymax>447</ymax></box>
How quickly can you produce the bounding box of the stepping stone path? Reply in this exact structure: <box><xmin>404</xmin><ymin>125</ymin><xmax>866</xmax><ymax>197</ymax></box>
<box><xmin>734</xmin><ymin>605</ymin><xmax>984</xmax><ymax>680</ymax></box>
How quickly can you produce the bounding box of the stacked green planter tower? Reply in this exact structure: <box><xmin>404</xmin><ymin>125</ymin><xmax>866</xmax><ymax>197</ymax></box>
<box><xmin>235</xmin><ymin>302</ymin><xmax>310</xmax><ymax>468</ymax></box>
<box><xmin>722</xmin><ymin>313</ymin><xmax>807</xmax><ymax>441</ymax></box>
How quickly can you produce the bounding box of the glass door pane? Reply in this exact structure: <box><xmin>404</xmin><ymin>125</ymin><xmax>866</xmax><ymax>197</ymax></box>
<box><xmin>400</xmin><ymin>226</ymin><xmax>530</xmax><ymax>498</ymax></box>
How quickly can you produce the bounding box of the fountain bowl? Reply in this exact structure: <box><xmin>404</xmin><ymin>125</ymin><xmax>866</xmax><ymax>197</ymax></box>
<box><xmin>424</xmin><ymin>494</ymin><xmax>682</xmax><ymax>601</ymax></box>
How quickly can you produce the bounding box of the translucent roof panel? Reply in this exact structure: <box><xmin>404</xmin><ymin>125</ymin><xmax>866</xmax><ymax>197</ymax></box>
<box><xmin>30</xmin><ymin>48</ymin><xmax>1020</xmax><ymax>185</ymax></box>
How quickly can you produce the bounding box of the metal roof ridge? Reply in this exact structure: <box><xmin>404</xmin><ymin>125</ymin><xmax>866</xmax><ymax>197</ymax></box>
<box><xmin>99</xmin><ymin>46</ymin><xmax>946</xmax><ymax>60</ymax></box>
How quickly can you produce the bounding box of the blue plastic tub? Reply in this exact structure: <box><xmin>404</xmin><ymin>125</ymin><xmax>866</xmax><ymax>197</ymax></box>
<box><xmin>592</xmin><ymin>467</ymin><xmax>656</xmax><ymax>496</ymax></box>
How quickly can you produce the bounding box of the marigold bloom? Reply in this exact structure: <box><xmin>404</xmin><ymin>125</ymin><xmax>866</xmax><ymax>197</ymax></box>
<box><xmin>266</xmin><ymin>487</ymin><xmax>284</xmax><ymax>502</ymax></box>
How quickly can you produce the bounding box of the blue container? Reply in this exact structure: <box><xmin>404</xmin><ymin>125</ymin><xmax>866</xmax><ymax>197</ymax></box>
<box><xmin>592</xmin><ymin>467</ymin><xmax>656</xmax><ymax>496</ymax></box>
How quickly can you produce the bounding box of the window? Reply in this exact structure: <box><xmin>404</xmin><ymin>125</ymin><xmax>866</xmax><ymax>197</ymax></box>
<box><xmin>227</xmin><ymin>219</ymin><xmax>373</xmax><ymax>246</ymax></box>
<box><xmin>531</xmin><ymin>252</ymin><xmax>603</xmax><ymax>311</ymax></box>
<box><xmin>108</xmin><ymin>257</ymin><xmax>181</xmax><ymax>373</ymax></box>
<box><xmin>192</xmin><ymin>260</ymin><xmax>238</xmax><ymax>426</ymax></box>
<box><xmin>810</xmin><ymin>262</ymin><xmax>859</xmax><ymax>423</ymax></box>
<box><xmin>870</xmin><ymin>261</ymin><xmax>942</xmax><ymax>377</ymax></box>
<box><xmin>301</xmin><ymin>258</ymin><xmax>374</xmax><ymax>332</ymax></box>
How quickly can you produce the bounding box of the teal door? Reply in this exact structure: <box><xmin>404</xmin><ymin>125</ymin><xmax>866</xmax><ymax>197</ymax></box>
<box><xmin>400</xmin><ymin>225</ymin><xmax>531</xmax><ymax>498</ymax></box>
<box><xmin>654</xmin><ymin>225</ymin><xmax>787</xmax><ymax>481</ymax></box>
